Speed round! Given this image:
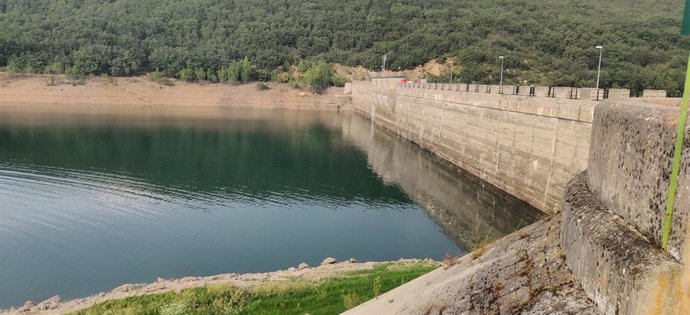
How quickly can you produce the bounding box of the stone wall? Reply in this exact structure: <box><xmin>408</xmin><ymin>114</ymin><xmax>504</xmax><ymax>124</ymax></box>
<box><xmin>352</xmin><ymin>81</ymin><xmax>594</xmax><ymax>214</ymax></box>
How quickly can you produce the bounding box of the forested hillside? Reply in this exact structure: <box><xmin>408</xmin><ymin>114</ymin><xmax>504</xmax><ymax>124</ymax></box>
<box><xmin>0</xmin><ymin>0</ymin><xmax>687</xmax><ymax>93</ymax></box>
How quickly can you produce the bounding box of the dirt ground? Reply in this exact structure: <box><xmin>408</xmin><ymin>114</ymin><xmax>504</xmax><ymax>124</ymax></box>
<box><xmin>0</xmin><ymin>73</ymin><xmax>351</xmax><ymax>111</ymax></box>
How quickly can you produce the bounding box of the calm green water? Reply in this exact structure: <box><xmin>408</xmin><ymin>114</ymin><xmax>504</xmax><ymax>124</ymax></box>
<box><xmin>0</xmin><ymin>107</ymin><xmax>541</xmax><ymax>308</ymax></box>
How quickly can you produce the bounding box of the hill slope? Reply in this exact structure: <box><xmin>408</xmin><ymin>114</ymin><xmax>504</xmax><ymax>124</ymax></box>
<box><xmin>0</xmin><ymin>0</ymin><xmax>686</xmax><ymax>93</ymax></box>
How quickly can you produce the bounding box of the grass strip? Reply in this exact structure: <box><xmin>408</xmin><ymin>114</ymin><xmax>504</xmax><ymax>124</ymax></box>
<box><xmin>74</xmin><ymin>262</ymin><xmax>437</xmax><ymax>315</ymax></box>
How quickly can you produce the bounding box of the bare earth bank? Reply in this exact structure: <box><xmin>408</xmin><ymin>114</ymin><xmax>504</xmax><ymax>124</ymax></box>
<box><xmin>0</xmin><ymin>73</ymin><xmax>351</xmax><ymax>110</ymax></box>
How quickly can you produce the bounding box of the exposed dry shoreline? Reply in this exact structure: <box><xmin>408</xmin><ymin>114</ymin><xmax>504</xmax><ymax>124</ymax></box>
<box><xmin>0</xmin><ymin>73</ymin><xmax>351</xmax><ymax>111</ymax></box>
<box><xmin>2</xmin><ymin>259</ymin><xmax>438</xmax><ymax>315</ymax></box>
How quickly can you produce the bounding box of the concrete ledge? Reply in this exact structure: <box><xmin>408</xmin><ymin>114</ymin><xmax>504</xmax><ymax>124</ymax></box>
<box><xmin>561</xmin><ymin>172</ymin><xmax>684</xmax><ymax>314</ymax></box>
<box><xmin>346</xmin><ymin>216</ymin><xmax>597</xmax><ymax>314</ymax></box>
<box><xmin>588</xmin><ymin>100</ymin><xmax>690</xmax><ymax>261</ymax></box>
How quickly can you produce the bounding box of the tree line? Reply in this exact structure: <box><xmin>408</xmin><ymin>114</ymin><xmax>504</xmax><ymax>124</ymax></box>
<box><xmin>0</xmin><ymin>0</ymin><xmax>687</xmax><ymax>93</ymax></box>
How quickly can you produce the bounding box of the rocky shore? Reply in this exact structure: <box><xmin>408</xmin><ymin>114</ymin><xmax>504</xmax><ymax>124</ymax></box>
<box><xmin>2</xmin><ymin>258</ymin><xmax>438</xmax><ymax>315</ymax></box>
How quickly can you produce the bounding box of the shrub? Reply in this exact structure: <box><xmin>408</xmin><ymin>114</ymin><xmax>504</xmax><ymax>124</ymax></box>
<box><xmin>240</xmin><ymin>57</ymin><xmax>251</xmax><ymax>83</ymax></box>
<box><xmin>288</xmin><ymin>79</ymin><xmax>302</xmax><ymax>89</ymax></box>
<box><xmin>65</xmin><ymin>65</ymin><xmax>86</xmax><ymax>85</ymax></box>
<box><xmin>303</xmin><ymin>61</ymin><xmax>332</xmax><ymax>93</ymax></box>
<box><xmin>46</xmin><ymin>76</ymin><xmax>58</xmax><ymax>86</ymax></box>
<box><xmin>271</xmin><ymin>70</ymin><xmax>290</xmax><ymax>83</ymax></box>
<box><xmin>147</xmin><ymin>70</ymin><xmax>174</xmax><ymax>86</ymax></box>
<box><xmin>23</xmin><ymin>64</ymin><xmax>35</xmax><ymax>74</ymax></box>
<box><xmin>44</xmin><ymin>62</ymin><xmax>64</xmax><ymax>74</ymax></box>
<box><xmin>256</xmin><ymin>82</ymin><xmax>270</xmax><ymax>90</ymax></box>
<box><xmin>331</xmin><ymin>74</ymin><xmax>348</xmax><ymax>87</ymax></box>
<box><xmin>194</xmin><ymin>67</ymin><xmax>206</xmax><ymax>81</ymax></box>
<box><xmin>178</xmin><ymin>67</ymin><xmax>194</xmax><ymax>82</ymax></box>
<box><xmin>5</xmin><ymin>61</ymin><xmax>20</xmax><ymax>74</ymax></box>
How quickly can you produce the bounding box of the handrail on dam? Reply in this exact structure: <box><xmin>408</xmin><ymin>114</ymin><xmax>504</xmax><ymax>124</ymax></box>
<box><xmin>398</xmin><ymin>81</ymin><xmax>670</xmax><ymax>101</ymax></box>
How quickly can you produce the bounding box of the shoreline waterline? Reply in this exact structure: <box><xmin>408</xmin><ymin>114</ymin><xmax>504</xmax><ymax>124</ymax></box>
<box><xmin>2</xmin><ymin>258</ymin><xmax>440</xmax><ymax>314</ymax></box>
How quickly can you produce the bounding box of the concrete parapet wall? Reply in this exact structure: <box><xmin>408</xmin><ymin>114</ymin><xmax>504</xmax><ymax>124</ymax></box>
<box><xmin>587</xmin><ymin>100</ymin><xmax>690</xmax><ymax>261</ymax></box>
<box><xmin>562</xmin><ymin>99</ymin><xmax>690</xmax><ymax>314</ymax></box>
<box><xmin>643</xmin><ymin>89</ymin><xmax>668</xmax><ymax>98</ymax></box>
<box><xmin>352</xmin><ymin>81</ymin><xmax>594</xmax><ymax>213</ymax></box>
<box><xmin>561</xmin><ymin>173</ymin><xmax>685</xmax><ymax>315</ymax></box>
<box><xmin>608</xmin><ymin>88</ymin><xmax>630</xmax><ymax>99</ymax></box>
<box><xmin>399</xmin><ymin>81</ymin><xmax>662</xmax><ymax>101</ymax></box>
<box><xmin>553</xmin><ymin>87</ymin><xmax>573</xmax><ymax>99</ymax></box>
<box><xmin>579</xmin><ymin>88</ymin><xmax>603</xmax><ymax>101</ymax></box>
<box><xmin>533</xmin><ymin>86</ymin><xmax>550</xmax><ymax>98</ymax></box>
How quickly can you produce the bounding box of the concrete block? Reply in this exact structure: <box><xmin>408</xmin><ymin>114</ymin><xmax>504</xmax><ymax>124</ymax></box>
<box><xmin>588</xmin><ymin>100</ymin><xmax>690</xmax><ymax>261</ymax></box>
<box><xmin>607</xmin><ymin>88</ymin><xmax>630</xmax><ymax>99</ymax></box>
<box><xmin>642</xmin><ymin>90</ymin><xmax>667</xmax><ymax>98</ymax></box>
<box><xmin>489</xmin><ymin>85</ymin><xmax>501</xmax><ymax>94</ymax></box>
<box><xmin>562</xmin><ymin>173</ymin><xmax>686</xmax><ymax>315</ymax></box>
<box><xmin>518</xmin><ymin>86</ymin><xmax>533</xmax><ymax>96</ymax></box>
<box><xmin>343</xmin><ymin>83</ymin><xmax>352</xmax><ymax>94</ymax></box>
<box><xmin>553</xmin><ymin>87</ymin><xmax>574</xmax><ymax>99</ymax></box>
<box><xmin>533</xmin><ymin>86</ymin><xmax>550</xmax><ymax>97</ymax></box>
<box><xmin>579</xmin><ymin>88</ymin><xmax>604</xmax><ymax>101</ymax></box>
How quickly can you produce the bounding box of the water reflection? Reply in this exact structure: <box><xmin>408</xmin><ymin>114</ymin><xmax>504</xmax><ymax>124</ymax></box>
<box><xmin>0</xmin><ymin>105</ymin><xmax>539</xmax><ymax>308</ymax></box>
<box><xmin>340</xmin><ymin>115</ymin><xmax>543</xmax><ymax>251</ymax></box>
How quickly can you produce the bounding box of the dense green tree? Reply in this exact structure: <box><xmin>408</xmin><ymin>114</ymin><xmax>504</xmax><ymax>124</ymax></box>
<box><xmin>0</xmin><ymin>0</ymin><xmax>686</xmax><ymax>93</ymax></box>
<box><xmin>303</xmin><ymin>61</ymin><xmax>333</xmax><ymax>93</ymax></box>
<box><xmin>240</xmin><ymin>57</ymin><xmax>251</xmax><ymax>83</ymax></box>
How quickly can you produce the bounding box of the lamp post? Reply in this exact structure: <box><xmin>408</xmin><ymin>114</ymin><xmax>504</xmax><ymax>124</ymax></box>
<box><xmin>449</xmin><ymin>61</ymin><xmax>453</xmax><ymax>85</ymax></box>
<box><xmin>499</xmin><ymin>56</ymin><xmax>504</xmax><ymax>94</ymax></box>
<box><xmin>595</xmin><ymin>45</ymin><xmax>603</xmax><ymax>100</ymax></box>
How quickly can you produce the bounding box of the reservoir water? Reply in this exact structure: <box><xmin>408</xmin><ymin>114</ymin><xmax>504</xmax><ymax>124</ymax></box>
<box><xmin>0</xmin><ymin>106</ymin><xmax>541</xmax><ymax>308</ymax></box>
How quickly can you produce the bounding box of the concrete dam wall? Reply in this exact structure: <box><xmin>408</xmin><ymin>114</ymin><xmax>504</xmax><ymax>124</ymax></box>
<box><xmin>352</xmin><ymin>80</ymin><xmax>594</xmax><ymax>214</ymax></box>
<box><xmin>351</xmin><ymin>80</ymin><xmax>690</xmax><ymax>314</ymax></box>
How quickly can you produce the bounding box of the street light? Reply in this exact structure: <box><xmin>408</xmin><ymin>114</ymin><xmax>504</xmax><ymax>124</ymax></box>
<box><xmin>449</xmin><ymin>61</ymin><xmax>453</xmax><ymax>85</ymax></box>
<box><xmin>499</xmin><ymin>56</ymin><xmax>505</xmax><ymax>94</ymax></box>
<box><xmin>595</xmin><ymin>45</ymin><xmax>603</xmax><ymax>100</ymax></box>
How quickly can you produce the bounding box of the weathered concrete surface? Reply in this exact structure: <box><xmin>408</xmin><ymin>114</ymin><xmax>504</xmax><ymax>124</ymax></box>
<box><xmin>353</xmin><ymin>81</ymin><xmax>594</xmax><ymax>214</ymax></box>
<box><xmin>345</xmin><ymin>216</ymin><xmax>597</xmax><ymax>314</ymax></box>
<box><xmin>561</xmin><ymin>173</ymin><xmax>685</xmax><ymax>314</ymax></box>
<box><xmin>587</xmin><ymin>100</ymin><xmax>690</xmax><ymax>261</ymax></box>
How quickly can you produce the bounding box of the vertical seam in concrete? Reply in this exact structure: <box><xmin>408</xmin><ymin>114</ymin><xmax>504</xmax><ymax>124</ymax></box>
<box><xmin>544</xmin><ymin>118</ymin><xmax>560</xmax><ymax>210</ymax></box>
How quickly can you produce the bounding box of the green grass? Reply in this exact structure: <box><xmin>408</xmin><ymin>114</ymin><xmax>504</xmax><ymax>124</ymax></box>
<box><xmin>73</xmin><ymin>262</ymin><xmax>437</xmax><ymax>315</ymax></box>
